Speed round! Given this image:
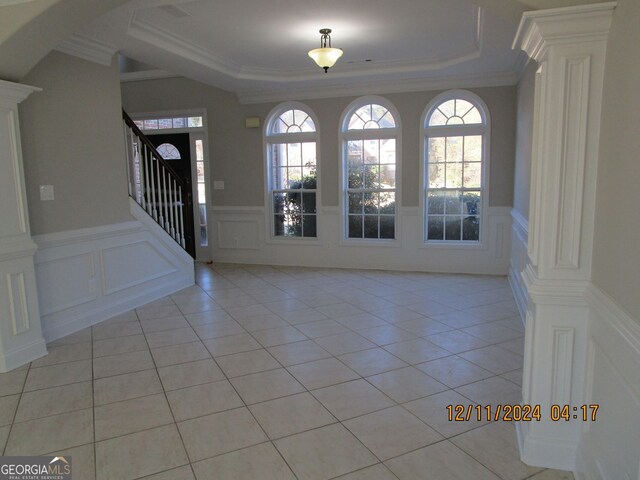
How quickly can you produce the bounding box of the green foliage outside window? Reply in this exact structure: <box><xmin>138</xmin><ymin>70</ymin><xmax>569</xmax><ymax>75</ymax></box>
<box><xmin>273</xmin><ymin>164</ymin><xmax>317</xmax><ymax>237</ymax></box>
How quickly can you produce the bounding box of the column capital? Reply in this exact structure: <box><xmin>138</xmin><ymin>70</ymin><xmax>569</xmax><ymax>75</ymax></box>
<box><xmin>0</xmin><ymin>79</ymin><xmax>41</xmax><ymax>107</ymax></box>
<box><xmin>513</xmin><ymin>2</ymin><xmax>616</xmax><ymax>62</ymax></box>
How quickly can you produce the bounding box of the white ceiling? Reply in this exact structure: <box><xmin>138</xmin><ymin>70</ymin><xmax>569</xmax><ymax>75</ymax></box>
<box><xmin>71</xmin><ymin>0</ymin><xmax>534</xmax><ymax>102</ymax></box>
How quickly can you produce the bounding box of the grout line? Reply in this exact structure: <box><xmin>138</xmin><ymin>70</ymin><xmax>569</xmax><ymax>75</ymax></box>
<box><xmin>136</xmin><ymin>311</ymin><xmax>196</xmax><ymax>480</ymax></box>
<box><xmin>90</xmin><ymin>323</ymin><xmax>97</xmax><ymax>480</ymax></box>
<box><xmin>1</xmin><ymin>363</ymin><xmax>31</xmax><ymax>456</ymax></box>
<box><xmin>7</xmin><ymin>264</ymin><xmax>520</xmax><ymax>479</ymax></box>
<box><xmin>189</xmin><ymin>324</ymin><xmax>301</xmax><ymax>479</ymax></box>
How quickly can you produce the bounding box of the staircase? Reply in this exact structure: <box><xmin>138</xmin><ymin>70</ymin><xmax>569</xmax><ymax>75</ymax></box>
<box><xmin>122</xmin><ymin>111</ymin><xmax>189</xmax><ymax>253</ymax></box>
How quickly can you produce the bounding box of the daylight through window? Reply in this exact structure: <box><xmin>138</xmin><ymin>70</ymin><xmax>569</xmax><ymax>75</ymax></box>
<box><xmin>266</xmin><ymin>106</ymin><xmax>318</xmax><ymax>238</ymax></box>
<box><xmin>342</xmin><ymin>99</ymin><xmax>399</xmax><ymax>240</ymax></box>
<box><xmin>424</xmin><ymin>93</ymin><xmax>487</xmax><ymax>243</ymax></box>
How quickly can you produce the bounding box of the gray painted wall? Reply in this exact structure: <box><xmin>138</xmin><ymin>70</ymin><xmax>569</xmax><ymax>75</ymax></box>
<box><xmin>122</xmin><ymin>79</ymin><xmax>516</xmax><ymax>209</ymax></box>
<box><xmin>592</xmin><ymin>0</ymin><xmax>640</xmax><ymax>321</ymax></box>
<box><xmin>513</xmin><ymin>62</ymin><xmax>536</xmax><ymax>221</ymax></box>
<box><xmin>0</xmin><ymin>0</ymin><xmax>128</xmax><ymax>82</ymax></box>
<box><xmin>121</xmin><ymin>77</ymin><xmax>255</xmax><ymax>207</ymax></box>
<box><xmin>19</xmin><ymin>51</ymin><xmax>132</xmax><ymax>235</ymax></box>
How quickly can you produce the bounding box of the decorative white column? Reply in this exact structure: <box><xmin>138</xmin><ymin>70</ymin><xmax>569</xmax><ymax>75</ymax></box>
<box><xmin>512</xmin><ymin>2</ymin><xmax>615</xmax><ymax>470</ymax></box>
<box><xmin>0</xmin><ymin>79</ymin><xmax>47</xmax><ymax>372</ymax></box>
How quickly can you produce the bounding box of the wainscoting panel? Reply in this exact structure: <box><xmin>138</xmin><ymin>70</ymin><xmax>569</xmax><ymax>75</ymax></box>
<box><xmin>101</xmin><ymin>240</ymin><xmax>177</xmax><ymax>295</ymax></box>
<box><xmin>509</xmin><ymin>208</ymin><xmax>529</xmax><ymax>319</ymax></box>
<box><xmin>36</xmin><ymin>252</ymin><xmax>96</xmax><ymax>316</ymax></box>
<box><xmin>217</xmin><ymin>220</ymin><xmax>261</xmax><ymax>250</ymax></box>
<box><xmin>34</xmin><ymin>210</ymin><xmax>194</xmax><ymax>342</ymax></box>
<box><xmin>576</xmin><ymin>287</ymin><xmax>640</xmax><ymax>480</ymax></box>
<box><xmin>209</xmin><ymin>206</ymin><xmax>512</xmax><ymax>274</ymax></box>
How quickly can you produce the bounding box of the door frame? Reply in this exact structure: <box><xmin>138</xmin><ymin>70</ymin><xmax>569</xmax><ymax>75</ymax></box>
<box><xmin>129</xmin><ymin>109</ymin><xmax>211</xmax><ymax>261</ymax></box>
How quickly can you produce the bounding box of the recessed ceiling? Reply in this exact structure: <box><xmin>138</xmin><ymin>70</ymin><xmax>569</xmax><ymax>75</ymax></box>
<box><xmin>69</xmin><ymin>0</ymin><xmax>530</xmax><ymax>102</ymax></box>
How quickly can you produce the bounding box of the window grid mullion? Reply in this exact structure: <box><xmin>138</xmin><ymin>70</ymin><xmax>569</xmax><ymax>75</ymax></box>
<box><xmin>424</xmin><ymin>96</ymin><xmax>485</xmax><ymax>243</ymax></box>
<box><xmin>267</xmin><ymin>107</ymin><xmax>317</xmax><ymax>239</ymax></box>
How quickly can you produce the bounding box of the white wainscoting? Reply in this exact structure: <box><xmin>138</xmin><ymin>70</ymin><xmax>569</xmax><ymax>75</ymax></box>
<box><xmin>509</xmin><ymin>208</ymin><xmax>529</xmax><ymax>320</ymax></box>
<box><xmin>34</xmin><ymin>202</ymin><xmax>194</xmax><ymax>342</ymax></box>
<box><xmin>209</xmin><ymin>206</ymin><xmax>512</xmax><ymax>274</ymax></box>
<box><xmin>575</xmin><ymin>286</ymin><xmax>640</xmax><ymax>480</ymax></box>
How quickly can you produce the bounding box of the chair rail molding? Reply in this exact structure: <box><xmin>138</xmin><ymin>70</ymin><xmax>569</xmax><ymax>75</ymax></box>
<box><xmin>511</xmin><ymin>2</ymin><xmax>616</xmax><ymax>471</ymax></box>
<box><xmin>0</xmin><ymin>79</ymin><xmax>47</xmax><ymax>372</ymax></box>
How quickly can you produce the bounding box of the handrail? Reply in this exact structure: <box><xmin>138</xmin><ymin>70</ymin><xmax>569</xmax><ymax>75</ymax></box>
<box><xmin>122</xmin><ymin>109</ymin><xmax>188</xmax><ymax>252</ymax></box>
<box><xmin>122</xmin><ymin>111</ymin><xmax>186</xmax><ymax>189</ymax></box>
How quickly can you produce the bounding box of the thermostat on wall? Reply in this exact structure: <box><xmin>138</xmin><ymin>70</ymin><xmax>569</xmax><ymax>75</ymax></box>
<box><xmin>245</xmin><ymin>116</ymin><xmax>260</xmax><ymax>128</ymax></box>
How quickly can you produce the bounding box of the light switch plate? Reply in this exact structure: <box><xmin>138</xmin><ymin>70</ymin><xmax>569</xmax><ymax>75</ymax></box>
<box><xmin>213</xmin><ymin>180</ymin><xmax>225</xmax><ymax>190</ymax></box>
<box><xmin>40</xmin><ymin>185</ymin><xmax>54</xmax><ymax>201</ymax></box>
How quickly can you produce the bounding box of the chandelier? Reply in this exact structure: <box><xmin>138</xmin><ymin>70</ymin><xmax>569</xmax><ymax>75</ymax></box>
<box><xmin>308</xmin><ymin>28</ymin><xmax>343</xmax><ymax>73</ymax></box>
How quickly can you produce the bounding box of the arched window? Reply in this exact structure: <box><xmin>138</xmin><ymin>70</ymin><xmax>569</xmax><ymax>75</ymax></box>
<box><xmin>422</xmin><ymin>91</ymin><xmax>489</xmax><ymax>243</ymax></box>
<box><xmin>265</xmin><ymin>104</ymin><xmax>318</xmax><ymax>238</ymax></box>
<box><xmin>156</xmin><ymin>143</ymin><xmax>180</xmax><ymax>160</ymax></box>
<box><xmin>341</xmin><ymin>97</ymin><xmax>400</xmax><ymax>240</ymax></box>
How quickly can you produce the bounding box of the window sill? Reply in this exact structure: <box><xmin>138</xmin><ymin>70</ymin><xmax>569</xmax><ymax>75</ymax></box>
<box><xmin>339</xmin><ymin>238</ymin><xmax>400</xmax><ymax>248</ymax></box>
<box><xmin>419</xmin><ymin>240</ymin><xmax>487</xmax><ymax>250</ymax></box>
<box><xmin>266</xmin><ymin>236</ymin><xmax>322</xmax><ymax>247</ymax></box>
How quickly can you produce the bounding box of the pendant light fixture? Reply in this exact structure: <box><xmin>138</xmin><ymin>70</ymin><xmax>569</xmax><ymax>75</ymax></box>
<box><xmin>308</xmin><ymin>28</ymin><xmax>343</xmax><ymax>73</ymax></box>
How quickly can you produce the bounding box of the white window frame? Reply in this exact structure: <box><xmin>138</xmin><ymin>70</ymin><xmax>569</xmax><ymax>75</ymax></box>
<box><xmin>263</xmin><ymin>101</ymin><xmax>321</xmax><ymax>244</ymax></box>
<box><xmin>420</xmin><ymin>90</ymin><xmax>490</xmax><ymax>249</ymax></box>
<box><xmin>339</xmin><ymin>96</ymin><xmax>402</xmax><ymax>246</ymax></box>
<box><xmin>130</xmin><ymin>109</ymin><xmax>211</xmax><ymax>260</ymax></box>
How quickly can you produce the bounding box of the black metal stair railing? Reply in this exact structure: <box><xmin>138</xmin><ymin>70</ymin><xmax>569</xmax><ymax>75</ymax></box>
<box><xmin>122</xmin><ymin>110</ymin><xmax>187</xmax><ymax>250</ymax></box>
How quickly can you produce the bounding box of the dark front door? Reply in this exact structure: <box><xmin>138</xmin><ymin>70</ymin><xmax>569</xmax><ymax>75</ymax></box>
<box><xmin>149</xmin><ymin>133</ymin><xmax>196</xmax><ymax>258</ymax></box>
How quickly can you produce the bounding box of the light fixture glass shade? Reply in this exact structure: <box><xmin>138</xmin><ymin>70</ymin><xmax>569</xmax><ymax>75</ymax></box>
<box><xmin>308</xmin><ymin>47</ymin><xmax>343</xmax><ymax>72</ymax></box>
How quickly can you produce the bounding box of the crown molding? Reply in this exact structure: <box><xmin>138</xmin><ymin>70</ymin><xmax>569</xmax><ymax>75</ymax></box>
<box><xmin>0</xmin><ymin>0</ymin><xmax>38</xmax><ymax>5</ymax></box>
<box><xmin>512</xmin><ymin>2</ymin><xmax>616</xmax><ymax>62</ymax></box>
<box><xmin>128</xmin><ymin>11</ymin><xmax>240</xmax><ymax>77</ymax></box>
<box><xmin>119</xmin><ymin>69</ymin><xmax>181</xmax><ymax>82</ymax></box>
<box><xmin>236</xmin><ymin>71</ymin><xmax>518</xmax><ymax>105</ymax></box>
<box><xmin>0</xmin><ymin>79</ymin><xmax>41</xmax><ymax>106</ymax></box>
<box><xmin>55</xmin><ymin>34</ymin><xmax>117</xmax><ymax>67</ymax></box>
<box><xmin>128</xmin><ymin>7</ymin><xmax>485</xmax><ymax>83</ymax></box>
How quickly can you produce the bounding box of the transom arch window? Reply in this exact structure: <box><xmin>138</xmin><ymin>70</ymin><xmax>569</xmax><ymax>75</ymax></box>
<box><xmin>265</xmin><ymin>103</ymin><xmax>318</xmax><ymax>238</ymax></box>
<box><xmin>341</xmin><ymin>97</ymin><xmax>400</xmax><ymax>240</ymax></box>
<box><xmin>422</xmin><ymin>90</ymin><xmax>489</xmax><ymax>243</ymax></box>
<box><xmin>156</xmin><ymin>143</ymin><xmax>181</xmax><ymax>160</ymax></box>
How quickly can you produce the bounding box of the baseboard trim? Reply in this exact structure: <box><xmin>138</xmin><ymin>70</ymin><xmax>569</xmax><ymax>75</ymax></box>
<box><xmin>574</xmin><ymin>437</ymin><xmax>602</xmax><ymax>480</ymax></box>
<box><xmin>42</xmin><ymin>274</ymin><xmax>191</xmax><ymax>342</ymax></box>
<box><xmin>516</xmin><ymin>421</ymin><xmax>579</xmax><ymax>471</ymax></box>
<box><xmin>0</xmin><ymin>337</ymin><xmax>47</xmax><ymax>373</ymax></box>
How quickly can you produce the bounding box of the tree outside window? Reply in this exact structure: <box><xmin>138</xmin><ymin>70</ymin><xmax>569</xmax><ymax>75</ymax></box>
<box><xmin>266</xmin><ymin>106</ymin><xmax>318</xmax><ymax>238</ymax></box>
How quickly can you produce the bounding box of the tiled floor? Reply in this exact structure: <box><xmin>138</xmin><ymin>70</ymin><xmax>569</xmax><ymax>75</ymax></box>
<box><xmin>0</xmin><ymin>263</ymin><xmax>575</xmax><ymax>480</ymax></box>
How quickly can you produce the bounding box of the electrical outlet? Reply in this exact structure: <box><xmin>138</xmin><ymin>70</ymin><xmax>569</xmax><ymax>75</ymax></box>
<box><xmin>40</xmin><ymin>185</ymin><xmax>54</xmax><ymax>201</ymax></box>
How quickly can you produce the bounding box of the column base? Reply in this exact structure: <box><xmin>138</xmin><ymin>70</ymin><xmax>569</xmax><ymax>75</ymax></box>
<box><xmin>517</xmin><ymin>421</ymin><xmax>578</xmax><ymax>471</ymax></box>
<box><xmin>0</xmin><ymin>337</ymin><xmax>47</xmax><ymax>373</ymax></box>
<box><xmin>0</xmin><ymin>248</ymin><xmax>48</xmax><ymax>373</ymax></box>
